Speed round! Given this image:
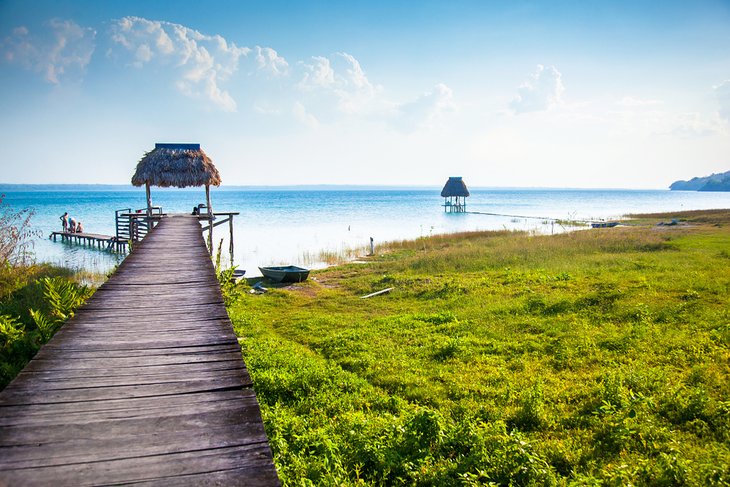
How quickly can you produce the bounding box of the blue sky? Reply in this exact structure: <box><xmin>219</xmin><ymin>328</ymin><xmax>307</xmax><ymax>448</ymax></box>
<box><xmin>1</xmin><ymin>0</ymin><xmax>729</xmax><ymax>188</ymax></box>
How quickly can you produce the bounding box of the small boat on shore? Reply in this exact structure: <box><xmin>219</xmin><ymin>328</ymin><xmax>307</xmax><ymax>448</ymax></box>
<box><xmin>591</xmin><ymin>222</ymin><xmax>619</xmax><ymax>228</ymax></box>
<box><xmin>259</xmin><ymin>265</ymin><xmax>310</xmax><ymax>283</ymax></box>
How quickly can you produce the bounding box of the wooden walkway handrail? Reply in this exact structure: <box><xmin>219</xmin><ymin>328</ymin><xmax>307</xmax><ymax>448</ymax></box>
<box><xmin>0</xmin><ymin>216</ymin><xmax>280</xmax><ymax>485</ymax></box>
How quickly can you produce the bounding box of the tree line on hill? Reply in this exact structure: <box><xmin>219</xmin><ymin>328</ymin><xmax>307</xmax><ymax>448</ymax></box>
<box><xmin>670</xmin><ymin>169</ymin><xmax>730</xmax><ymax>191</ymax></box>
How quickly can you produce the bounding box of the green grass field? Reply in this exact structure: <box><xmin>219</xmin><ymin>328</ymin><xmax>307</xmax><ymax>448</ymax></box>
<box><xmin>232</xmin><ymin>210</ymin><xmax>730</xmax><ymax>485</ymax></box>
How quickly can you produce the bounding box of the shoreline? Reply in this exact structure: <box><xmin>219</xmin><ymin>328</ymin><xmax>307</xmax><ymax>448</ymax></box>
<box><xmin>10</xmin><ymin>183</ymin><xmax>729</xmax><ymax>276</ymax></box>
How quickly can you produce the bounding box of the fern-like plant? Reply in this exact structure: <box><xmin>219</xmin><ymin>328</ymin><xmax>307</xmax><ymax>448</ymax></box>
<box><xmin>40</xmin><ymin>276</ymin><xmax>90</xmax><ymax>321</ymax></box>
<box><xmin>30</xmin><ymin>277</ymin><xmax>91</xmax><ymax>344</ymax></box>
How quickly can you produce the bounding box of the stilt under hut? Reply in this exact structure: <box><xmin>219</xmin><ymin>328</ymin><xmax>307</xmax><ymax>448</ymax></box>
<box><xmin>441</xmin><ymin>176</ymin><xmax>470</xmax><ymax>213</ymax></box>
<box><xmin>131</xmin><ymin>143</ymin><xmax>222</xmax><ymax>253</ymax></box>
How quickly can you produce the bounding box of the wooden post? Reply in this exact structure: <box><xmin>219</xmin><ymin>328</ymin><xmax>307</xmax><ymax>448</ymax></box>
<box><xmin>145</xmin><ymin>182</ymin><xmax>152</xmax><ymax>216</ymax></box>
<box><xmin>206</xmin><ymin>184</ymin><xmax>213</xmax><ymax>255</ymax></box>
<box><xmin>145</xmin><ymin>181</ymin><xmax>153</xmax><ymax>236</ymax></box>
<box><xmin>229</xmin><ymin>215</ymin><xmax>234</xmax><ymax>263</ymax></box>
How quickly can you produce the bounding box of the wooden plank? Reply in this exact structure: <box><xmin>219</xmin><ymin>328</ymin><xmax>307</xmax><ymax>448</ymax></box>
<box><xmin>0</xmin><ymin>217</ymin><xmax>279</xmax><ymax>485</ymax></box>
<box><xmin>0</xmin><ymin>444</ymin><xmax>277</xmax><ymax>485</ymax></box>
<box><xmin>0</xmin><ymin>376</ymin><xmax>251</xmax><ymax>405</ymax></box>
<box><xmin>0</xmin><ymin>402</ymin><xmax>264</xmax><ymax>446</ymax></box>
<box><xmin>33</xmin><ymin>343</ymin><xmax>241</xmax><ymax>359</ymax></box>
<box><xmin>0</xmin><ymin>389</ymin><xmax>253</xmax><ymax>420</ymax></box>
<box><xmin>2</xmin><ymin>423</ymin><xmax>269</xmax><ymax>468</ymax></box>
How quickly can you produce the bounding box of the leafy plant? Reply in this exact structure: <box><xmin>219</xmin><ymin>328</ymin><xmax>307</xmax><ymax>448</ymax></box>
<box><xmin>214</xmin><ymin>238</ymin><xmax>243</xmax><ymax>305</ymax></box>
<box><xmin>1</xmin><ymin>272</ymin><xmax>92</xmax><ymax>388</ymax></box>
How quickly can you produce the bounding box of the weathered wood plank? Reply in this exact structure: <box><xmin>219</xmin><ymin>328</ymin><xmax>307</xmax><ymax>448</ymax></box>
<box><xmin>0</xmin><ymin>376</ymin><xmax>251</xmax><ymax>405</ymax></box>
<box><xmin>0</xmin><ymin>402</ymin><xmax>265</xmax><ymax>446</ymax></box>
<box><xmin>0</xmin><ymin>444</ymin><xmax>277</xmax><ymax>486</ymax></box>
<box><xmin>0</xmin><ymin>389</ymin><xmax>252</xmax><ymax>420</ymax></box>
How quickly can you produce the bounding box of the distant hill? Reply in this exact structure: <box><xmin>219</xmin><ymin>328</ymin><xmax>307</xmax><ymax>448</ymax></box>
<box><xmin>670</xmin><ymin>170</ymin><xmax>730</xmax><ymax>191</ymax></box>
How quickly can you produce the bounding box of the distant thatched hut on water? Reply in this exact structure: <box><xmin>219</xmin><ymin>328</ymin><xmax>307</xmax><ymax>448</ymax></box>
<box><xmin>132</xmin><ymin>143</ymin><xmax>221</xmax><ymax>216</ymax></box>
<box><xmin>441</xmin><ymin>177</ymin><xmax>470</xmax><ymax>213</ymax></box>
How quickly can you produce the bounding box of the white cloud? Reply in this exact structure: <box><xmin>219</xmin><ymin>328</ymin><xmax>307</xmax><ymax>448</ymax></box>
<box><xmin>109</xmin><ymin>16</ymin><xmax>251</xmax><ymax>111</ymax></box>
<box><xmin>510</xmin><ymin>64</ymin><xmax>564</xmax><ymax>114</ymax></box>
<box><xmin>255</xmin><ymin>46</ymin><xmax>289</xmax><ymax>77</ymax></box>
<box><xmin>292</xmin><ymin>101</ymin><xmax>319</xmax><ymax>128</ymax></box>
<box><xmin>1</xmin><ymin>19</ymin><xmax>95</xmax><ymax>84</ymax></box>
<box><xmin>295</xmin><ymin>52</ymin><xmax>454</xmax><ymax>132</ymax></box>
<box><xmin>299</xmin><ymin>56</ymin><xmax>335</xmax><ymax>89</ymax></box>
<box><xmin>715</xmin><ymin>79</ymin><xmax>730</xmax><ymax>122</ymax></box>
<box><xmin>391</xmin><ymin>83</ymin><xmax>455</xmax><ymax>132</ymax></box>
<box><xmin>298</xmin><ymin>52</ymin><xmax>380</xmax><ymax>116</ymax></box>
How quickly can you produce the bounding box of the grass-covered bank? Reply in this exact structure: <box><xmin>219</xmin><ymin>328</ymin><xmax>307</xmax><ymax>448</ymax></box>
<box><xmin>0</xmin><ymin>196</ymin><xmax>95</xmax><ymax>389</ymax></box>
<box><xmin>229</xmin><ymin>210</ymin><xmax>730</xmax><ymax>486</ymax></box>
<box><xmin>0</xmin><ymin>263</ymin><xmax>95</xmax><ymax>389</ymax></box>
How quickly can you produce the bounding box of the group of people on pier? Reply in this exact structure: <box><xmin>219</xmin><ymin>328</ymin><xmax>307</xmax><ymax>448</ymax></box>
<box><xmin>60</xmin><ymin>212</ymin><xmax>84</xmax><ymax>234</ymax></box>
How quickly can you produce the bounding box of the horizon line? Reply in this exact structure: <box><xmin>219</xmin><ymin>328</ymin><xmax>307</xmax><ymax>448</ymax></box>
<box><xmin>0</xmin><ymin>183</ymin><xmax>672</xmax><ymax>192</ymax></box>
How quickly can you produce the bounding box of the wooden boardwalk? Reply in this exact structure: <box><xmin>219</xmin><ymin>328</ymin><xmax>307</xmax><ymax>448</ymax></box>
<box><xmin>0</xmin><ymin>216</ymin><xmax>280</xmax><ymax>485</ymax></box>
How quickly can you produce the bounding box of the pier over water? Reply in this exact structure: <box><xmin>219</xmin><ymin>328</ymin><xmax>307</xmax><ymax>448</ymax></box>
<box><xmin>0</xmin><ymin>216</ymin><xmax>279</xmax><ymax>485</ymax></box>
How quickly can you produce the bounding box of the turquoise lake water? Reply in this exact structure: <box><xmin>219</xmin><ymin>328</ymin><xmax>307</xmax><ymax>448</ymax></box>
<box><xmin>2</xmin><ymin>186</ymin><xmax>728</xmax><ymax>276</ymax></box>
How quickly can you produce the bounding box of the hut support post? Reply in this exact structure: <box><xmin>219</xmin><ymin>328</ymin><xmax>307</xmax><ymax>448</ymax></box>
<box><xmin>206</xmin><ymin>184</ymin><xmax>213</xmax><ymax>255</ymax></box>
<box><xmin>145</xmin><ymin>183</ymin><xmax>152</xmax><ymax>216</ymax></box>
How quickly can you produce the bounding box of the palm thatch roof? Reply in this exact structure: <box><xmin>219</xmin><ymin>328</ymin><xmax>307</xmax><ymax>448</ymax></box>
<box><xmin>441</xmin><ymin>177</ymin><xmax>470</xmax><ymax>197</ymax></box>
<box><xmin>131</xmin><ymin>143</ymin><xmax>221</xmax><ymax>188</ymax></box>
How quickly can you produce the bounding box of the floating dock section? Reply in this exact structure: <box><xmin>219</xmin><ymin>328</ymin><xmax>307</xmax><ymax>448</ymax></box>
<box><xmin>50</xmin><ymin>231</ymin><xmax>128</xmax><ymax>252</ymax></box>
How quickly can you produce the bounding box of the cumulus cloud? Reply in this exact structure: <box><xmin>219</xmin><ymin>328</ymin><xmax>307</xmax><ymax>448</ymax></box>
<box><xmin>299</xmin><ymin>56</ymin><xmax>335</xmax><ymax>89</ymax></box>
<box><xmin>1</xmin><ymin>19</ymin><xmax>95</xmax><ymax>84</ymax></box>
<box><xmin>715</xmin><ymin>80</ymin><xmax>730</xmax><ymax>122</ymax></box>
<box><xmin>510</xmin><ymin>64</ymin><xmax>564</xmax><ymax>114</ymax></box>
<box><xmin>298</xmin><ymin>52</ymin><xmax>380</xmax><ymax>116</ymax></box>
<box><xmin>391</xmin><ymin>83</ymin><xmax>455</xmax><ymax>132</ymax></box>
<box><xmin>109</xmin><ymin>16</ymin><xmax>252</xmax><ymax>111</ymax></box>
<box><xmin>294</xmin><ymin>52</ymin><xmax>454</xmax><ymax>131</ymax></box>
<box><xmin>255</xmin><ymin>46</ymin><xmax>288</xmax><ymax>77</ymax></box>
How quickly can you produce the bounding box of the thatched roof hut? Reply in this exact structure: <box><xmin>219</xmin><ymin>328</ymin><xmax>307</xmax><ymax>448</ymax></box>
<box><xmin>441</xmin><ymin>177</ymin><xmax>470</xmax><ymax>213</ymax></box>
<box><xmin>440</xmin><ymin>177</ymin><xmax>470</xmax><ymax>197</ymax></box>
<box><xmin>132</xmin><ymin>143</ymin><xmax>221</xmax><ymax>216</ymax></box>
<box><xmin>132</xmin><ymin>143</ymin><xmax>220</xmax><ymax>188</ymax></box>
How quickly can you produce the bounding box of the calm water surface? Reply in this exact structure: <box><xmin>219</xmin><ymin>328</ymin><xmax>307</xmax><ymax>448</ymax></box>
<box><xmin>2</xmin><ymin>186</ymin><xmax>728</xmax><ymax>276</ymax></box>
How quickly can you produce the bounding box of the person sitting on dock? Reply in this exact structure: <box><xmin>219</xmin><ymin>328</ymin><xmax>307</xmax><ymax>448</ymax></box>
<box><xmin>60</xmin><ymin>212</ymin><xmax>69</xmax><ymax>232</ymax></box>
<box><xmin>68</xmin><ymin>217</ymin><xmax>77</xmax><ymax>233</ymax></box>
<box><xmin>76</xmin><ymin>221</ymin><xmax>84</xmax><ymax>233</ymax></box>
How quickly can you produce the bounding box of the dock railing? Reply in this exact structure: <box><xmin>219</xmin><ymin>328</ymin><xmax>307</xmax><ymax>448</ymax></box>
<box><xmin>116</xmin><ymin>207</ymin><xmax>239</xmax><ymax>258</ymax></box>
<box><xmin>116</xmin><ymin>207</ymin><xmax>162</xmax><ymax>242</ymax></box>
